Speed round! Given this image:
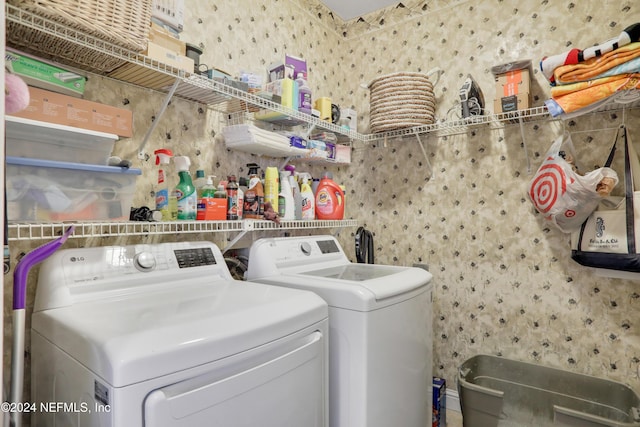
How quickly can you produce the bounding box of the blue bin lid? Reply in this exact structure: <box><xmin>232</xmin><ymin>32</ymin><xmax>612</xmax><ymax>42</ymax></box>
<box><xmin>6</xmin><ymin>156</ymin><xmax>141</xmax><ymax>175</ymax></box>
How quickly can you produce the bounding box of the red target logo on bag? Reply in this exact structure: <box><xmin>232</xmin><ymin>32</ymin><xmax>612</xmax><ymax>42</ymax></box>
<box><xmin>529</xmin><ymin>160</ymin><xmax>572</xmax><ymax>215</ymax></box>
<box><xmin>527</xmin><ymin>134</ymin><xmax>618</xmax><ymax>233</ymax></box>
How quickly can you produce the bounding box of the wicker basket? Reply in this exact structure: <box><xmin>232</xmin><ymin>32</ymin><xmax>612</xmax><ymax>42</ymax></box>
<box><xmin>368</xmin><ymin>69</ymin><xmax>442</xmax><ymax>133</ymax></box>
<box><xmin>7</xmin><ymin>0</ymin><xmax>152</xmax><ymax>72</ymax></box>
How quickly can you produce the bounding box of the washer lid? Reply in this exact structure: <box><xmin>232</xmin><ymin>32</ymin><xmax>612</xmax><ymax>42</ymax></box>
<box><xmin>260</xmin><ymin>264</ymin><xmax>432</xmax><ymax>311</ymax></box>
<box><xmin>32</xmin><ymin>280</ymin><xmax>327</xmax><ymax>387</ymax></box>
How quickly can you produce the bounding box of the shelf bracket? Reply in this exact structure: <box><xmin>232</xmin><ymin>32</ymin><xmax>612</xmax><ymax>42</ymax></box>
<box><xmin>137</xmin><ymin>78</ymin><xmax>182</xmax><ymax>160</ymax></box>
<box><xmin>222</xmin><ymin>221</ymin><xmax>255</xmax><ymax>254</ymax></box>
<box><xmin>518</xmin><ymin>114</ymin><xmax>532</xmax><ymax>174</ymax></box>
<box><xmin>279</xmin><ymin>156</ymin><xmax>293</xmax><ymax>170</ymax></box>
<box><xmin>414</xmin><ymin>132</ymin><xmax>433</xmax><ymax>177</ymax></box>
<box><xmin>304</xmin><ymin>124</ymin><xmax>317</xmax><ymax>139</ymax></box>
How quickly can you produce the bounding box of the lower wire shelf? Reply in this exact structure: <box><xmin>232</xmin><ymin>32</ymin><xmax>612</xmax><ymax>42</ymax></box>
<box><xmin>7</xmin><ymin>219</ymin><xmax>359</xmax><ymax>241</ymax></box>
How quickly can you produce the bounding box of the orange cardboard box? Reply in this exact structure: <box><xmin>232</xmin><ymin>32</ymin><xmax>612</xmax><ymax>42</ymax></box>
<box><xmin>196</xmin><ymin>197</ymin><xmax>227</xmax><ymax>220</ymax></box>
<box><xmin>494</xmin><ymin>68</ymin><xmax>531</xmax><ymax>98</ymax></box>
<box><xmin>492</xmin><ymin>61</ymin><xmax>532</xmax><ymax>113</ymax></box>
<box><xmin>9</xmin><ymin>86</ymin><xmax>133</xmax><ymax>137</ymax></box>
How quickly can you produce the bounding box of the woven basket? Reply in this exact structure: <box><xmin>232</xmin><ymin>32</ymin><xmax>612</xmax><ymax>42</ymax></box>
<box><xmin>368</xmin><ymin>69</ymin><xmax>442</xmax><ymax>133</ymax></box>
<box><xmin>7</xmin><ymin>0</ymin><xmax>152</xmax><ymax>72</ymax></box>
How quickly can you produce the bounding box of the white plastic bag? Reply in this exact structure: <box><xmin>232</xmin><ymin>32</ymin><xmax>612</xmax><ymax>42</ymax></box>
<box><xmin>528</xmin><ymin>133</ymin><xmax>619</xmax><ymax>233</ymax></box>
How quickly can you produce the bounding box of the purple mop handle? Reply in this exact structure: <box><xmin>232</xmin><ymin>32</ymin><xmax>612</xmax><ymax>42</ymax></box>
<box><xmin>12</xmin><ymin>226</ymin><xmax>74</xmax><ymax>310</ymax></box>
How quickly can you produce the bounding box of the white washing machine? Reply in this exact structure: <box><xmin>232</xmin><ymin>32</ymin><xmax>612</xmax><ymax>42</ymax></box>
<box><xmin>31</xmin><ymin>241</ymin><xmax>329</xmax><ymax>427</ymax></box>
<box><xmin>245</xmin><ymin>235</ymin><xmax>433</xmax><ymax>427</ymax></box>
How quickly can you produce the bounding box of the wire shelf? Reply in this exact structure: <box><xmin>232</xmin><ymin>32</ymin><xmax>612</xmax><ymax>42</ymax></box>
<box><xmin>7</xmin><ymin>220</ymin><xmax>358</xmax><ymax>241</ymax></box>
<box><xmin>6</xmin><ymin>4</ymin><xmax>639</xmax><ymax>146</ymax></box>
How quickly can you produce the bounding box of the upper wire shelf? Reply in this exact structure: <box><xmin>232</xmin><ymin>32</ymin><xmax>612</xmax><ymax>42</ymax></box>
<box><xmin>6</xmin><ymin>4</ymin><xmax>639</xmax><ymax>144</ymax></box>
<box><xmin>5</xmin><ymin>4</ymin><xmax>361</xmax><ymax>141</ymax></box>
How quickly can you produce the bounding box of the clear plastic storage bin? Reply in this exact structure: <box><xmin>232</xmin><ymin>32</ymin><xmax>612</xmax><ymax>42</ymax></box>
<box><xmin>6</xmin><ymin>156</ymin><xmax>140</xmax><ymax>222</ymax></box>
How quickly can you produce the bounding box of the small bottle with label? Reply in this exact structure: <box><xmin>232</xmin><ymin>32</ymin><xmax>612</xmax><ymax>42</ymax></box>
<box><xmin>296</xmin><ymin>73</ymin><xmax>312</xmax><ymax>115</ymax></box>
<box><xmin>226</xmin><ymin>175</ymin><xmax>239</xmax><ymax>220</ymax></box>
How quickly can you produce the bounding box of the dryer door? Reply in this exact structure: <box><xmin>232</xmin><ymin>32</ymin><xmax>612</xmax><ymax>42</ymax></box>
<box><xmin>144</xmin><ymin>331</ymin><xmax>326</xmax><ymax>427</ymax></box>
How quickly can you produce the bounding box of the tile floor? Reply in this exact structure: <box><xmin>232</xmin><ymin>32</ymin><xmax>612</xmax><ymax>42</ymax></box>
<box><xmin>446</xmin><ymin>409</ymin><xmax>463</xmax><ymax>426</ymax></box>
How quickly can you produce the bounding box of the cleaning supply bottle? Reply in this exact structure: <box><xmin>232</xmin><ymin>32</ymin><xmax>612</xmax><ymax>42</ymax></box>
<box><xmin>315</xmin><ymin>172</ymin><xmax>345</xmax><ymax>220</ymax></box>
<box><xmin>226</xmin><ymin>175</ymin><xmax>240</xmax><ymax>220</ymax></box>
<box><xmin>153</xmin><ymin>148</ymin><xmax>173</xmax><ymax>221</ymax></box>
<box><xmin>279</xmin><ymin>170</ymin><xmax>295</xmax><ymax>220</ymax></box>
<box><xmin>193</xmin><ymin>169</ymin><xmax>207</xmax><ymax>197</ymax></box>
<box><xmin>237</xmin><ymin>184</ymin><xmax>244</xmax><ymax>220</ymax></box>
<box><xmin>173</xmin><ymin>156</ymin><xmax>197</xmax><ymax>220</ymax></box>
<box><xmin>169</xmin><ymin>191</ymin><xmax>178</xmax><ymax>220</ymax></box>
<box><xmin>311</xmin><ymin>177</ymin><xmax>320</xmax><ymax>195</ymax></box>
<box><xmin>196</xmin><ymin>175</ymin><xmax>217</xmax><ymax>220</ymax></box>
<box><xmin>215</xmin><ymin>183</ymin><xmax>227</xmax><ymax>199</ymax></box>
<box><xmin>284</xmin><ymin>165</ymin><xmax>302</xmax><ymax>220</ymax></box>
<box><xmin>243</xmin><ymin>163</ymin><xmax>264</xmax><ymax>219</ymax></box>
<box><xmin>264</xmin><ymin>166</ymin><xmax>279</xmax><ymax>213</ymax></box>
<box><xmin>299</xmin><ymin>172</ymin><xmax>315</xmax><ymax>220</ymax></box>
<box><xmin>296</xmin><ymin>72</ymin><xmax>312</xmax><ymax>115</ymax></box>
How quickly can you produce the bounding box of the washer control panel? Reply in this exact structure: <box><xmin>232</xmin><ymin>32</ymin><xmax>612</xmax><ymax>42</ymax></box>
<box><xmin>250</xmin><ymin>236</ymin><xmax>349</xmax><ymax>271</ymax></box>
<box><xmin>174</xmin><ymin>248</ymin><xmax>217</xmax><ymax>268</ymax></box>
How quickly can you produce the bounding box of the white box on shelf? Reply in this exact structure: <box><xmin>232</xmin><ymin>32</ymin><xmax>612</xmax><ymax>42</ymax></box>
<box><xmin>5</xmin><ymin>116</ymin><xmax>118</xmax><ymax>165</ymax></box>
<box><xmin>6</xmin><ymin>156</ymin><xmax>141</xmax><ymax>222</ymax></box>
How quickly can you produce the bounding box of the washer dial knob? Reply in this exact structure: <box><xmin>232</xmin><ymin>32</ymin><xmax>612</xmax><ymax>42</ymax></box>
<box><xmin>300</xmin><ymin>242</ymin><xmax>312</xmax><ymax>255</ymax></box>
<box><xmin>134</xmin><ymin>252</ymin><xmax>156</xmax><ymax>271</ymax></box>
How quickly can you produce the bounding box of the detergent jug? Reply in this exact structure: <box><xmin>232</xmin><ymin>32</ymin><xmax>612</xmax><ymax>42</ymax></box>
<box><xmin>315</xmin><ymin>172</ymin><xmax>344</xmax><ymax>220</ymax></box>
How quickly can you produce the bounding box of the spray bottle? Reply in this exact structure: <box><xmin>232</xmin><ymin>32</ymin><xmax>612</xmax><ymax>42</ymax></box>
<box><xmin>243</xmin><ymin>163</ymin><xmax>264</xmax><ymax>219</ymax></box>
<box><xmin>284</xmin><ymin>165</ymin><xmax>302</xmax><ymax>220</ymax></box>
<box><xmin>299</xmin><ymin>172</ymin><xmax>315</xmax><ymax>220</ymax></box>
<box><xmin>154</xmin><ymin>148</ymin><xmax>174</xmax><ymax>221</ymax></box>
<box><xmin>173</xmin><ymin>156</ymin><xmax>197</xmax><ymax>220</ymax></box>
<box><xmin>279</xmin><ymin>170</ymin><xmax>295</xmax><ymax>220</ymax></box>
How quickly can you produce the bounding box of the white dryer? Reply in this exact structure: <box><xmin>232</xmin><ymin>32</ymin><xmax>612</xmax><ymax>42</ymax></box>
<box><xmin>245</xmin><ymin>235</ymin><xmax>433</xmax><ymax>427</ymax></box>
<box><xmin>31</xmin><ymin>241</ymin><xmax>329</xmax><ymax>427</ymax></box>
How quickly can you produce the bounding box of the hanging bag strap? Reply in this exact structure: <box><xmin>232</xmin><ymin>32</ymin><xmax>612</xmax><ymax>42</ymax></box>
<box><xmin>576</xmin><ymin>125</ymin><xmax>632</xmax><ymax>252</ymax></box>
<box><xmin>621</xmin><ymin>125</ymin><xmax>636</xmax><ymax>253</ymax></box>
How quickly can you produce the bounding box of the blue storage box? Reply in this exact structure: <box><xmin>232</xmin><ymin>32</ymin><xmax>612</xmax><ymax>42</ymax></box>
<box><xmin>6</xmin><ymin>156</ymin><xmax>141</xmax><ymax>222</ymax></box>
<box><xmin>433</xmin><ymin>376</ymin><xmax>447</xmax><ymax>427</ymax></box>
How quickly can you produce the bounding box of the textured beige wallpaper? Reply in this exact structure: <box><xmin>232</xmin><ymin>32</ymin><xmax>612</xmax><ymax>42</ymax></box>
<box><xmin>5</xmin><ymin>0</ymin><xmax>640</xmax><ymax>417</ymax></box>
